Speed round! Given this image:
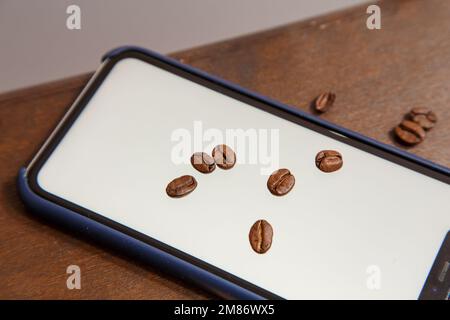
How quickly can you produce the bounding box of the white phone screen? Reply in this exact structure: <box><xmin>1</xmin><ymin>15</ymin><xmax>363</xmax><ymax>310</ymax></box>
<box><xmin>36</xmin><ymin>57</ymin><xmax>450</xmax><ymax>299</ymax></box>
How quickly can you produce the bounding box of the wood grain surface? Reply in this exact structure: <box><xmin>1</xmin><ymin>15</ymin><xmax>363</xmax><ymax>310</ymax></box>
<box><xmin>1</xmin><ymin>0</ymin><xmax>449</xmax><ymax>299</ymax></box>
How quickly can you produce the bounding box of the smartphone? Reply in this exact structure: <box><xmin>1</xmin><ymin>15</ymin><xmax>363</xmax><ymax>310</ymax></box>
<box><xmin>19</xmin><ymin>47</ymin><xmax>450</xmax><ymax>300</ymax></box>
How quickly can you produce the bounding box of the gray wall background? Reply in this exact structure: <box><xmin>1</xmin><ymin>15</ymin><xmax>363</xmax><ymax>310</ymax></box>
<box><xmin>0</xmin><ymin>0</ymin><xmax>367</xmax><ymax>93</ymax></box>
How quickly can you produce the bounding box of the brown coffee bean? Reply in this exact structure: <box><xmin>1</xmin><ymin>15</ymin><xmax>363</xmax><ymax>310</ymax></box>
<box><xmin>315</xmin><ymin>150</ymin><xmax>343</xmax><ymax>173</ymax></box>
<box><xmin>267</xmin><ymin>168</ymin><xmax>295</xmax><ymax>196</ymax></box>
<box><xmin>314</xmin><ymin>92</ymin><xmax>336</xmax><ymax>113</ymax></box>
<box><xmin>166</xmin><ymin>175</ymin><xmax>197</xmax><ymax>198</ymax></box>
<box><xmin>409</xmin><ymin>107</ymin><xmax>437</xmax><ymax>130</ymax></box>
<box><xmin>249</xmin><ymin>219</ymin><xmax>273</xmax><ymax>254</ymax></box>
<box><xmin>394</xmin><ymin>120</ymin><xmax>426</xmax><ymax>145</ymax></box>
<box><xmin>191</xmin><ymin>152</ymin><xmax>216</xmax><ymax>173</ymax></box>
<box><xmin>212</xmin><ymin>144</ymin><xmax>236</xmax><ymax>169</ymax></box>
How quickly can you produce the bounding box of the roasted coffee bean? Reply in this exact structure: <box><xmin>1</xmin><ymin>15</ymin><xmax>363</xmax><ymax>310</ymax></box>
<box><xmin>409</xmin><ymin>107</ymin><xmax>437</xmax><ymax>130</ymax></box>
<box><xmin>212</xmin><ymin>144</ymin><xmax>236</xmax><ymax>169</ymax></box>
<box><xmin>394</xmin><ymin>120</ymin><xmax>426</xmax><ymax>145</ymax></box>
<box><xmin>191</xmin><ymin>152</ymin><xmax>216</xmax><ymax>173</ymax></box>
<box><xmin>267</xmin><ymin>168</ymin><xmax>295</xmax><ymax>196</ymax></box>
<box><xmin>314</xmin><ymin>92</ymin><xmax>336</xmax><ymax>113</ymax></box>
<box><xmin>166</xmin><ymin>175</ymin><xmax>197</xmax><ymax>198</ymax></box>
<box><xmin>315</xmin><ymin>150</ymin><xmax>343</xmax><ymax>173</ymax></box>
<box><xmin>249</xmin><ymin>219</ymin><xmax>273</xmax><ymax>254</ymax></box>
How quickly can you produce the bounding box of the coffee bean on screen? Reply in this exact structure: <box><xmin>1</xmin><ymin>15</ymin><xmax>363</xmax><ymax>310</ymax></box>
<box><xmin>394</xmin><ymin>120</ymin><xmax>426</xmax><ymax>145</ymax></box>
<box><xmin>314</xmin><ymin>92</ymin><xmax>336</xmax><ymax>113</ymax></box>
<box><xmin>267</xmin><ymin>168</ymin><xmax>295</xmax><ymax>196</ymax></box>
<box><xmin>191</xmin><ymin>152</ymin><xmax>216</xmax><ymax>174</ymax></box>
<box><xmin>409</xmin><ymin>107</ymin><xmax>437</xmax><ymax>130</ymax></box>
<box><xmin>166</xmin><ymin>175</ymin><xmax>197</xmax><ymax>198</ymax></box>
<box><xmin>315</xmin><ymin>150</ymin><xmax>343</xmax><ymax>173</ymax></box>
<box><xmin>212</xmin><ymin>144</ymin><xmax>236</xmax><ymax>169</ymax></box>
<box><xmin>249</xmin><ymin>219</ymin><xmax>273</xmax><ymax>254</ymax></box>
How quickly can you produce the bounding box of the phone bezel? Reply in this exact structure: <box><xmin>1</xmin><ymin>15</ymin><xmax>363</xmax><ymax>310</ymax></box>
<box><xmin>26</xmin><ymin>49</ymin><xmax>450</xmax><ymax>299</ymax></box>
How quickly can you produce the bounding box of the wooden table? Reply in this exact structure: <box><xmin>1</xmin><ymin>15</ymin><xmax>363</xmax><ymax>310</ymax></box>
<box><xmin>1</xmin><ymin>0</ymin><xmax>449</xmax><ymax>299</ymax></box>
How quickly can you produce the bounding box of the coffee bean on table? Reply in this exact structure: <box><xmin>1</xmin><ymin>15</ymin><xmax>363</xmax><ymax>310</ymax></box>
<box><xmin>249</xmin><ymin>219</ymin><xmax>273</xmax><ymax>254</ymax></box>
<box><xmin>212</xmin><ymin>144</ymin><xmax>236</xmax><ymax>169</ymax></box>
<box><xmin>394</xmin><ymin>120</ymin><xmax>426</xmax><ymax>145</ymax></box>
<box><xmin>315</xmin><ymin>150</ymin><xmax>343</xmax><ymax>173</ymax></box>
<box><xmin>191</xmin><ymin>152</ymin><xmax>216</xmax><ymax>173</ymax></box>
<box><xmin>267</xmin><ymin>168</ymin><xmax>295</xmax><ymax>196</ymax></box>
<box><xmin>314</xmin><ymin>92</ymin><xmax>336</xmax><ymax>113</ymax></box>
<box><xmin>166</xmin><ymin>175</ymin><xmax>197</xmax><ymax>198</ymax></box>
<box><xmin>409</xmin><ymin>107</ymin><xmax>437</xmax><ymax>130</ymax></box>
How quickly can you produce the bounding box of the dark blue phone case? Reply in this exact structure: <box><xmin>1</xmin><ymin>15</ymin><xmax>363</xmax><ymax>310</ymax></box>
<box><xmin>17</xmin><ymin>46</ymin><xmax>450</xmax><ymax>299</ymax></box>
